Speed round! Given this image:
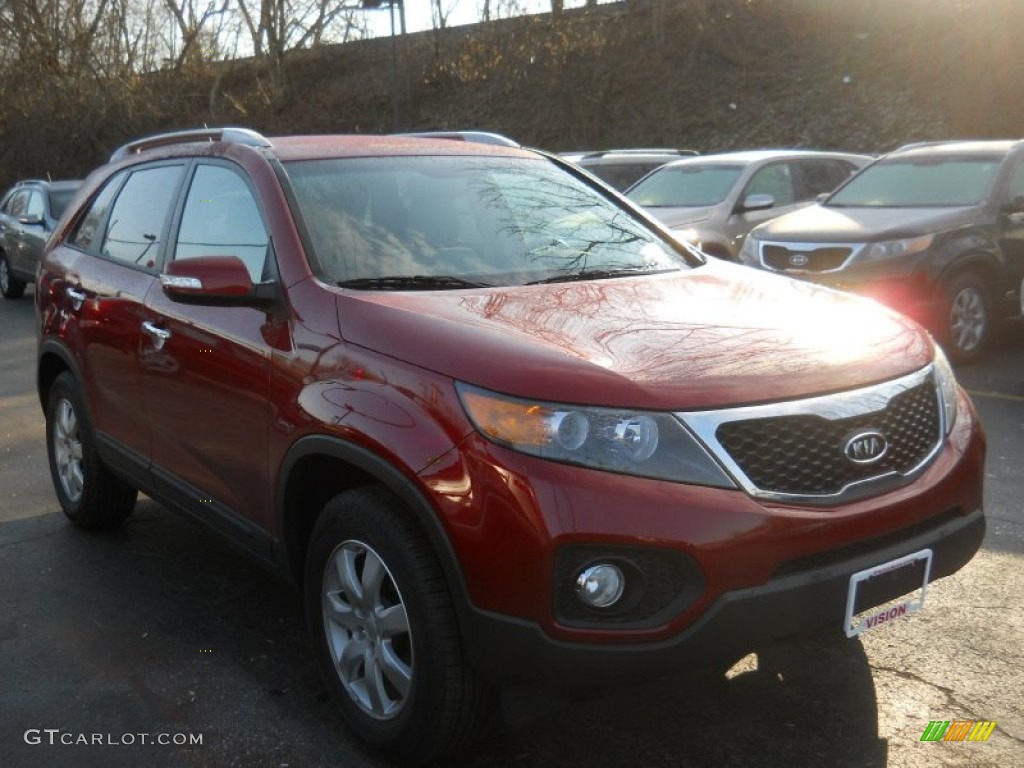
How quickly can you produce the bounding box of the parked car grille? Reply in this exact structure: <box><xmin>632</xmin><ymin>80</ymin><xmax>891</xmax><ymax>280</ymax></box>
<box><xmin>715</xmin><ymin>380</ymin><xmax>938</xmax><ymax>495</ymax></box>
<box><xmin>761</xmin><ymin>244</ymin><xmax>853</xmax><ymax>272</ymax></box>
<box><xmin>680</xmin><ymin>366</ymin><xmax>944</xmax><ymax>503</ymax></box>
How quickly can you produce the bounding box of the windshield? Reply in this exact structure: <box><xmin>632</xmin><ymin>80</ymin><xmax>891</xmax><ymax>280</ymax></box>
<box><xmin>626</xmin><ymin>165</ymin><xmax>743</xmax><ymax>207</ymax></box>
<box><xmin>283</xmin><ymin>156</ymin><xmax>689</xmax><ymax>288</ymax></box>
<box><xmin>828</xmin><ymin>155</ymin><xmax>1002</xmax><ymax>207</ymax></box>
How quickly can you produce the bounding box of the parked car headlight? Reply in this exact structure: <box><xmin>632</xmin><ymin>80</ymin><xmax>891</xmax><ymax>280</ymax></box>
<box><xmin>859</xmin><ymin>234</ymin><xmax>934</xmax><ymax>263</ymax></box>
<box><xmin>931</xmin><ymin>346</ymin><xmax>959</xmax><ymax>434</ymax></box>
<box><xmin>457</xmin><ymin>383</ymin><xmax>735</xmax><ymax>487</ymax></box>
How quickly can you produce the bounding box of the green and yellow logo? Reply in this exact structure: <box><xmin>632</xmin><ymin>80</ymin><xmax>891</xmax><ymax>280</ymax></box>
<box><xmin>920</xmin><ymin>720</ymin><xmax>997</xmax><ymax>742</ymax></box>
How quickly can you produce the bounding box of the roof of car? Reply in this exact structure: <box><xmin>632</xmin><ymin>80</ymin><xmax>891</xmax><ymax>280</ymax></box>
<box><xmin>888</xmin><ymin>139</ymin><xmax>1023</xmax><ymax>157</ymax></box>
<box><xmin>657</xmin><ymin>149</ymin><xmax>871</xmax><ymax>168</ymax></box>
<box><xmin>267</xmin><ymin>134</ymin><xmax>532</xmax><ymax>161</ymax></box>
<box><xmin>108</xmin><ymin>126</ymin><xmax>533</xmax><ymax>165</ymax></box>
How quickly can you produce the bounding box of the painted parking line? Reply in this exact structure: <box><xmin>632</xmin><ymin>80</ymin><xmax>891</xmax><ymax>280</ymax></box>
<box><xmin>965</xmin><ymin>389</ymin><xmax>1024</xmax><ymax>404</ymax></box>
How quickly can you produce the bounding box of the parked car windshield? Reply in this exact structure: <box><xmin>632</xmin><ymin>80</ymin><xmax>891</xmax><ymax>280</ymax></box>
<box><xmin>626</xmin><ymin>165</ymin><xmax>744</xmax><ymax>207</ymax></box>
<box><xmin>284</xmin><ymin>156</ymin><xmax>691</xmax><ymax>288</ymax></box>
<box><xmin>828</xmin><ymin>155</ymin><xmax>1002</xmax><ymax>208</ymax></box>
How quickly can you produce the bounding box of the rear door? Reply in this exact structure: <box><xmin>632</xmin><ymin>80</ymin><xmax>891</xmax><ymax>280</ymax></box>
<box><xmin>142</xmin><ymin>161</ymin><xmax>277</xmax><ymax>549</ymax></box>
<box><xmin>58</xmin><ymin>163</ymin><xmax>186</xmax><ymax>485</ymax></box>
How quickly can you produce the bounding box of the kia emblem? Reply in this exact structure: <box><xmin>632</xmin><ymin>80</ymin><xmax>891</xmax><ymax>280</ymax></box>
<box><xmin>789</xmin><ymin>253</ymin><xmax>810</xmax><ymax>268</ymax></box>
<box><xmin>843</xmin><ymin>430</ymin><xmax>889</xmax><ymax>464</ymax></box>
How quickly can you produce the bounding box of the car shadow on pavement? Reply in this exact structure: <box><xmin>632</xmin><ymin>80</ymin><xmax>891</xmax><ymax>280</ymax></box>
<box><xmin>462</xmin><ymin>629</ymin><xmax>887</xmax><ymax>768</ymax></box>
<box><xmin>0</xmin><ymin>501</ymin><xmax>888</xmax><ymax>768</ymax></box>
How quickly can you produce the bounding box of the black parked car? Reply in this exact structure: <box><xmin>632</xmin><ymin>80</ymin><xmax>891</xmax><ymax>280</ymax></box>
<box><xmin>0</xmin><ymin>179</ymin><xmax>81</xmax><ymax>298</ymax></box>
<box><xmin>739</xmin><ymin>140</ymin><xmax>1024</xmax><ymax>362</ymax></box>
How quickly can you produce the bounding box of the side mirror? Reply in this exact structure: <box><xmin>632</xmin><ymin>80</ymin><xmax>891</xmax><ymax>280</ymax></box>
<box><xmin>815</xmin><ymin>192</ymin><xmax>831</xmax><ymax>204</ymax></box>
<box><xmin>739</xmin><ymin>193</ymin><xmax>775</xmax><ymax>212</ymax></box>
<box><xmin>160</xmin><ymin>255</ymin><xmax>276</xmax><ymax>308</ymax></box>
<box><xmin>18</xmin><ymin>214</ymin><xmax>44</xmax><ymax>226</ymax></box>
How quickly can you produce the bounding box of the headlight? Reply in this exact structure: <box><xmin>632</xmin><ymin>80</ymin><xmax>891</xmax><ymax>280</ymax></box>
<box><xmin>737</xmin><ymin>233</ymin><xmax>759</xmax><ymax>265</ymax></box>
<box><xmin>859</xmin><ymin>234</ymin><xmax>934</xmax><ymax>263</ymax></box>
<box><xmin>456</xmin><ymin>383</ymin><xmax>736</xmax><ymax>488</ymax></box>
<box><xmin>932</xmin><ymin>346</ymin><xmax>959</xmax><ymax>434</ymax></box>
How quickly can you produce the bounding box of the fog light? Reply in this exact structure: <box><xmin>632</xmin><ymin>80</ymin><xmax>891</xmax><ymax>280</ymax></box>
<box><xmin>575</xmin><ymin>564</ymin><xmax>625</xmax><ymax>609</ymax></box>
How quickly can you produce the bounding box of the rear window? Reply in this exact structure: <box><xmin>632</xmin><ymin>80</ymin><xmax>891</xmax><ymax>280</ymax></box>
<box><xmin>47</xmin><ymin>187</ymin><xmax>78</xmax><ymax>219</ymax></box>
<box><xmin>828</xmin><ymin>155</ymin><xmax>1002</xmax><ymax>207</ymax></box>
<box><xmin>283</xmin><ymin>155</ymin><xmax>690</xmax><ymax>288</ymax></box>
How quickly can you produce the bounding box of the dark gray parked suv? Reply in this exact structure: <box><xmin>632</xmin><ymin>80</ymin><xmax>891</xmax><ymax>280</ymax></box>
<box><xmin>739</xmin><ymin>140</ymin><xmax>1024</xmax><ymax>361</ymax></box>
<box><xmin>0</xmin><ymin>179</ymin><xmax>81</xmax><ymax>298</ymax></box>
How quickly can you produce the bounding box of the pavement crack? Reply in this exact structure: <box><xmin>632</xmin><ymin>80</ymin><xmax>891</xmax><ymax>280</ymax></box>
<box><xmin>872</xmin><ymin>664</ymin><xmax>981</xmax><ymax>716</ymax></box>
<box><xmin>0</xmin><ymin>526</ymin><xmax>65</xmax><ymax>549</ymax></box>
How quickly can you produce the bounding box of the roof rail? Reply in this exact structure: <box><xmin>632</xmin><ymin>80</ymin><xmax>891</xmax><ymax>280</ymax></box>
<box><xmin>14</xmin><ymin>178</ymin><xmax>51</xmax><ymax>187</ymax></box>
<box><xmin>578</xmin><ymin>148</ymin><xmax>699</xmax><ymax>159</ymax></box>
<box><xmin>109</xmin><ymin>127</ymin><xmax>272</xmax><ymax>163</ymax></box>
<box><xmin>395</xmin><ymin>131</ymin><xmax>520</xmax><ymax>148</ymax></box>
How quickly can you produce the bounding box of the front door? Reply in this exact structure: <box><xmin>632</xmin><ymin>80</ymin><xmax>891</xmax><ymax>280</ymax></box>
<box><xmin>142</xmin><ymin>162</ymin><xmax>277</xmax><ymax>553</ymax></box>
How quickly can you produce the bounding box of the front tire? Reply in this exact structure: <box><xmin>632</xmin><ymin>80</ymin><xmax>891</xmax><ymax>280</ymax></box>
<box><xmin>305</xmin><ymin>486</ymin><xmax>493</xmax><ymax>762</ymax></box>
<box><xmin>942</xmin><ymin>272</ymin><xmax>990</xmax><ymax>363</ymax></box>
<box><xmin>45</xmin><ymin>372</ymin><xmax>137</xmax><ymax>528</ymax></box>
<box><xmin>0</xmin><ymin>251</ymin><xmax>26</xmax><ymax>299</ymax></box>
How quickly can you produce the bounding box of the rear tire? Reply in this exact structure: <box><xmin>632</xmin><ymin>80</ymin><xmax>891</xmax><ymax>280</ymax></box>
<box><xmin>0</xmin><ymin>251</ymin><xmax>26</xmax><ymax>299</ymax></box>
<box><xmin>45</xmin><ymin>372</ymin><xmax>137</xmax><ymax>528</ymax></box>
<box><xmin>942</xmin><ymin>272</ymin><xmax>989</xmax><ymax>363</ymax></box>
<box><xmin>305</xmin><ymin>486</ymin><xmax>494</xmax><ymax>763</ymax></box>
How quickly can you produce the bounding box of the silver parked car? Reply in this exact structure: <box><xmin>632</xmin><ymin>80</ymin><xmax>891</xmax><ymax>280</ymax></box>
<box><xmin>626</xmin><ymin>150</ymin><xmax>870</xmax><ymax>260</ymax></box>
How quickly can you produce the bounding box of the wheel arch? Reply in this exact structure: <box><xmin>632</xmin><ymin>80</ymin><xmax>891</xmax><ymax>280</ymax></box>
<box><xmin>276</xmin><ymin>435</ymin><xmax>471</xmax><ymax>612</ymax></box>
<box><xmin>37</xmin><ymin>339</ymin><xmax>81</xmax><ymax>413</ymax></box>
<box><xmin>935</xmin><ymin>251</ymin><xmax>1002</xmax><ymax>308</ymax></box>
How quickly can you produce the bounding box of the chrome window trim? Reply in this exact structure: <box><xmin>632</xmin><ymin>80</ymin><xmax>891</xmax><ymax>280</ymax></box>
<box><xmin>676</xmin><ymin>365</ymin><xmax>944</xmax><ymax>505</ymax></box>
<box><xmin>756</xmin><ymin>239</ymin><xmax>864</xmax><ymax>274</ymax></box>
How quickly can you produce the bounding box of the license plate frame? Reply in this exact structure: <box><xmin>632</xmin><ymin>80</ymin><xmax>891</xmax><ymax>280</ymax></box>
<box><xmin>844</xmin><ymin>548</ymin><xmax>933</xmax><ymax>638</ymax></box>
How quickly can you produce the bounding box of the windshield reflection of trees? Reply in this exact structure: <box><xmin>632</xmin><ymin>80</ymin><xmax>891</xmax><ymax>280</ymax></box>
<box><xmin>287</xmin><ymin>158</ymin><xmax>684</xmax><ymax>287</ymax></box>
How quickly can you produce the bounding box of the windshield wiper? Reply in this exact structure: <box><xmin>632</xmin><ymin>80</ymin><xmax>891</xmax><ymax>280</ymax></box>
<box><xmin>526</xmin><ymin>266</ymin><xmax>676</xmax><ymax>285</ymax></box>
<box><xmin>337</xmin><ymin>275</ymin><xmax>492</xmax><ymax>290</ymax></box>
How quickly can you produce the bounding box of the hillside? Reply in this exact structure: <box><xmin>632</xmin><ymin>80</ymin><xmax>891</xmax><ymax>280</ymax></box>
<box><xmin>3</xmin><ymin>0</ymin><xmax>1024</xmax><ymax>183</ymax></box>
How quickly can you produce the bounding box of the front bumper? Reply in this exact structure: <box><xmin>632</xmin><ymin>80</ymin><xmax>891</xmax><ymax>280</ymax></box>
<box><xmin>463</xmin><ymin>506</ymin><xmax>984</xmax><ymax>685</ymax></box>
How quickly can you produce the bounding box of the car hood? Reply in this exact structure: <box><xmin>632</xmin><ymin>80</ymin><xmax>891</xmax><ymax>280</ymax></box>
<box><xmin>643</xmin><ymin>206</ymin><xmax>716</xmax><ymax>229</ymax></box>
<box><xmin>335</xmin><ymin>261</ymin><xmax>933</xmax><ymax>411</ymax></box>
<box><xmin>754</xmin><ymin>203</ymin><xmax>983</xmax><ymax>242</ymax></box>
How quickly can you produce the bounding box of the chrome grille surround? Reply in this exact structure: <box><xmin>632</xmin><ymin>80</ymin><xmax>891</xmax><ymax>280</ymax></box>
<box><xmin>677</xmin><ymin>365</ymin><xmax>946</xmax><ymax>505</ymax></box>
<box><xmin>755</xmin><ymin>239</ymin><xmax>864</xmax><ymax>274</ymax></box>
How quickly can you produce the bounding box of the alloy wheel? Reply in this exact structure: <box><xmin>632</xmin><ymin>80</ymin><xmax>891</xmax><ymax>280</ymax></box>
<box><xmin>53</xmin><ymin>398</ymin><xmax>84</xmax><ymax>503</ymax></box>
<box><xmin>322</xmin><ymin>540</ymin><xmax>413</xmax><ymax>720</ymax></box>
<box><xmin>949</xmin><ymin>284</ymin><xmax>986</xmax><ymax>354</ymax></box>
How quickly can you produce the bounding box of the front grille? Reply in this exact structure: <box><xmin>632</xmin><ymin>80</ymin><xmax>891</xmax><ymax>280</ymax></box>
<box><xmin>762</xmin><ymin>244</ymin><xmax>853</xmax><ymax>272</ymax></box>
<box><xmin>714</xmin><ymin>379</ymin><xmax>940</xmax><ymax>496</ymax></box>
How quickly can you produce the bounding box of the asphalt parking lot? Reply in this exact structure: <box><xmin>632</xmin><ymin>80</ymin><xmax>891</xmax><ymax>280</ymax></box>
<box><xmin>1</xmin><ymin>292</ymin><xmax>1021</xmax><ymax>768</ymax></box>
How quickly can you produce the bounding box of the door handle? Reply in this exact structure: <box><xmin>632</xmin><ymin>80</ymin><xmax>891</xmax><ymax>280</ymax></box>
<box><xmin>66</xmin><ymin>287</ymin><xmax>87</xmax><ymax>311</ymax></box>
<box><xmin>141</xmin><ymin>321</ymin><xmax>172</xmax><ymax>350</ymax></box>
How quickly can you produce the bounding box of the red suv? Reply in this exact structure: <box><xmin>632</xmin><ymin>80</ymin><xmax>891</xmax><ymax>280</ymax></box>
<box><xmin>36</xmin><ymin>128</ymin><xmax>985</xmax><ymax>761</ymax></box>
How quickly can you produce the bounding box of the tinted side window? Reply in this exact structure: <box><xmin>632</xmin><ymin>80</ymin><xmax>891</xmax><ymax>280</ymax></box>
<box><xmin>6</xmin><ymin>190</ymin><xmax>29</xmax><ymax>217</ymax></box>
<box><xmin>68</xmin><ymin>173</ymin><xmax>125</xmax><ymax>251</ymax></box>
<box><xmin>174</xmin><ymin>165</ymin><xmax>268</xmax><ymax>281</ymax></box>
<box><xmin>102</xmin><ymin>166</ymin><xmax>184</xmax><ymax>268</ymax></box>
<box><xmin>744</xmin><ymin>164</ymin><xmax>795</xmax><ymax>206</ymax></box>
<box><xmin>798</xmin><ymin>160</ymin><xmax>850</xmax><ymax>200</ymax></box>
